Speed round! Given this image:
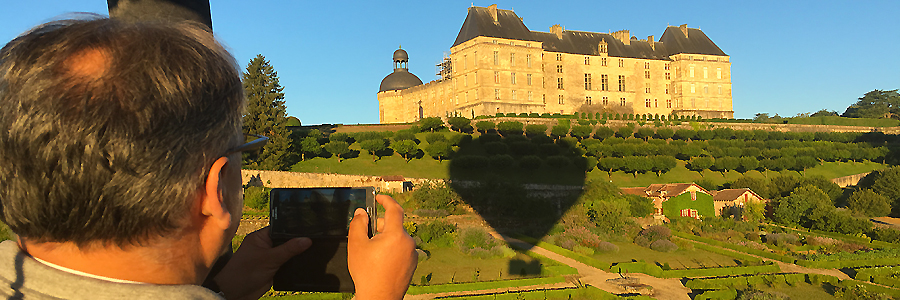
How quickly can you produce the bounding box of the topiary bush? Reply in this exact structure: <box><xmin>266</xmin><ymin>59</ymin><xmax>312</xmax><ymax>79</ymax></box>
<box><xmin>518</xmin><ymin>155</ymin><xmax>543</xmax><ymax>169</ymax></box>
<box><xmin>650</xmin><ymin>239</ymin><xmax>679</xmax><ymax>252</ymax></box>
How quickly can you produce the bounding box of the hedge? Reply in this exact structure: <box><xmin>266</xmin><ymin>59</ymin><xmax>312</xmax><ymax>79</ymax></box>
<box><xmin>452</xmin><ymin>286</ymin><xmax>621</xmax><ymax>300</ymax></box>
<box><xmin>406</xmin><ymin>276</ymin><xmax>566</xmax><ymax>295</ymax></box>
<box><xmin>661</xmin><ymin>263</ymin><xmax>780</xmax><ymax>278</ymax></box>
<box><xmin>873</xmin><ymin>275</ymin><xmax>900</xmax><ymax>289</ymax></box>
<box><xmin>695</xmin><ymin>289</ymin><xmax>737</xmax><ymax>300</ymax></box>
<box><xmin>672</xmin><ymin>231</ymin><xmax>796</xmax><ymax>263</ymax></box>
<box><xmin>689</xmin><ymin>240</ymin><xmax>765</xmax><ymax>265</ymax></box>
<box><xmin>836</xmin><ymin>279</ymin><xmax>900</xmax><ymax>298</ymax></box>
<box><xmin>685</xmin><ymin>273</ymin><xmax>806</xmax><ymax>290</ymax></box>
<box><xmin>796</xmin><ymin>257</ymin><xmax>900</xmax><ymax>269</ymax></box>
<box><xmin>610</xmin><ymin>262</ymin><xmax>663</xmax><ymax>277</ymax></box>
<box><xmin>510</xmin><ymin>234</ymin><xmax>612</xmax><ymax>270</ymax></box>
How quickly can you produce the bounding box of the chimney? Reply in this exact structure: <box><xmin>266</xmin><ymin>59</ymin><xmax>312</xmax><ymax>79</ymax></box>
<box><xmin>612</xmin><ymin>30</ymin><xmax>630</xmax><ymax>45</ymax></box>
<box><xmin>679</xmin><ymin>24</ymin><xmax>688</xmax><ymax>38</ymax></box>
<box><xmin>550</xmin><ymin>24</ymin><xmax>563</xmax><ymax>39</ymax></box>
<box><xmin>488</xmin><ymin>4</ymin><xmax>498</xmax><ymax>23</ymax></box>
<box><xmin>647</xmin><ymin>35</ymin><xmax>655</xmax><ymax>50</ymax></box>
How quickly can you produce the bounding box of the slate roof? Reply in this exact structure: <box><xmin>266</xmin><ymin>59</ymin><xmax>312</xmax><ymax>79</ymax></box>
<box><xmin>712</xmin><ymin>188</ymin><xmax>763</xmax><ymax>202</ymax></box>
<box><xmin>452</xmin><ymin>6</ymin><xmax>726</xmax><ymax>59</ymax></box>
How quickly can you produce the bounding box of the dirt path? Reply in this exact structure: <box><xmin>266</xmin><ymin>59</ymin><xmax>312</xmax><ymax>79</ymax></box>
<box><xmin>671</xmin><ymin>236</ymin><xmax>851</xmax><ymax>280</ymax></box>
<box><xmin>402</xmin><ymin>282</ymin><xmax>577</xmax><ymax>300</ymax></box>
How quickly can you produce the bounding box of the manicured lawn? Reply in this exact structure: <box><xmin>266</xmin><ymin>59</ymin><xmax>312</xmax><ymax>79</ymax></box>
<box><xmin>413</xmin><ymin>247</ymin><xmax>559</xmax><ymax>285</ymax></box>
<box><xmin>760</xmin><ymin>282</ymin><xmax>839</xmax><ymax>300</ymax></box>
<box><xmin>591</xmin><ymin>242</ymin><xmax>740</xmax><ymax>270</ymax></box>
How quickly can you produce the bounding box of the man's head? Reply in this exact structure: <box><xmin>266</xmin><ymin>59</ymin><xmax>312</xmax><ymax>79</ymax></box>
<box><xmin>0</xmin><ymin>16</ymin><xmax>244</xmax><ymax>248</ymax></box>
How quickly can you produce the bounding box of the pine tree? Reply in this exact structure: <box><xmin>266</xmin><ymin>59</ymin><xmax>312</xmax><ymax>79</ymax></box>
<box><xmin>242</xmin><ymin>54</ymin><xmax>293</xmax><ymax>170</ymax></box>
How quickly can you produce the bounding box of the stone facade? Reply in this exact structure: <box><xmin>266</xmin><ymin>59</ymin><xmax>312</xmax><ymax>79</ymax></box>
<box><xmin>378</xmin><ymin>5</ymin><xmax>733</xmax><ymax>124</ymax></box>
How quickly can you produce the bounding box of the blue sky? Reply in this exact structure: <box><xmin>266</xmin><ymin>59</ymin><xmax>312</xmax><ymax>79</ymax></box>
<box><xmin>3</xmin><ymin>1</ymin><xmax>899</xmax><ymax>125</ymax></box>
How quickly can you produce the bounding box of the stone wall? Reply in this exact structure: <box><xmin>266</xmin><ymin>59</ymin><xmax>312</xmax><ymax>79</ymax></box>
<box><xmin>831</xmin><ymin>172</ymin><xmax>873</xmax><ymax>188</ymax></box>
<box><xmin>241</xmin><ymin>170</ymin><xmax>434</xmax><ymax>193</ymax></box>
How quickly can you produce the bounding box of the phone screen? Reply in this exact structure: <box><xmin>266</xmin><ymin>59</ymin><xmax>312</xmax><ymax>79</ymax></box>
<box><xmin>270</xmin><ymin>188</ymin><xmax>369</xmax><ymax>238</ymax></box>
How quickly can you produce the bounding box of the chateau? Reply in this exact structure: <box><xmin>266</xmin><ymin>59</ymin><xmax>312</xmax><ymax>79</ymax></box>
<box><xmin>378</xmin><ymin>5</ymin><xmax>733</xmax><ymax>124</ymax></box>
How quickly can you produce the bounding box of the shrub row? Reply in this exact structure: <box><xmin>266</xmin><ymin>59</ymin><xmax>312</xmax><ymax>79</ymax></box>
<box><xmin>450</xmin><ymin>286</ymin><xmax>623</xmax><ymax>300</ymax></box>
<box><xmin>796</xmin><ymin>257</ymin><xmax>900</xmax><ymax>269</ymax></box>
<box><xmin>872</xmin><ymin>275</ymin><xmax>900</xmax><ymax>289</ymax></box>
<box><xmin>661</xmin><ymin>263</ymin><xmax>780</xmax><ymax>278</ymax></box>
<box><xmin>671</xmin><ymin>231</ymin><xmax>796</xmax><ymax>263</ymax></box>
<box><xmin>510</xmin><ymin>234</ymin><xmax>612</xmax><ymax>271</ymax></box>
<box><xmin>855</xmin><ymin>266</ymin><xmax>900</xmax><ymax>281</ymax></box>
<box><xmin>610</xmin><ymin>262</ymin><xmax>663</xmax><ymax>277</ymax></box>
<box><xmin>836</xmin><ymin>279</ymin><xmax>900</xmax><ymax>298</ymax></box>
<box><xmin>405</xmin><ymin>276</ymin><xmax>566</xmax><ymax>295</ymax></box>
<box><xmin>684</xmin><ymin>273</ymin><xmax>806</xmax><ymax>290</ymax></box>
<box><xmin>695</xmin><ymin>289</ymin><xmax>737</xmax><ymax>300</ymax></box>
<box><xmin>809</xmin><ymin>229</ymin><xmax>898</xmax><ymax>249</ymax></box>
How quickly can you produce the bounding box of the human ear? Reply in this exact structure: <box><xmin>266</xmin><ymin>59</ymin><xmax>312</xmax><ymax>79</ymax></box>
<box><xmin>200</xmin><ymin>156</ymin><xmax>233</xmax><ymax>230</ymax></box>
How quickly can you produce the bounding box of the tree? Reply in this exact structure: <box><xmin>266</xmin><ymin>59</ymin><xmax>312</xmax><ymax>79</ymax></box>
<box><xmin>360</xmin><ymin>139</ymin><xmax>387</xmax><ymax>161</ymax></box>
<box><xmin>730</xmin><ymin>176</ymin><xmax>773</xmax><ymax>199</ymax></box>
<box><xmin>810</xmin><ymin>109</ymin><xmax>838</xmax><ymax>117</ymax></box>
<box><xmin>242</xmin><ymin>54</ymin><xmax>292</xmax><ymax>170</ymax></box>
<box><xmin>616</xmin><ymin>126</ymin><xmax>633</xmax><ymax>138</ymax></box>
<box><xmin>594</xmin><ymin>127</ymin><xmax>615</xmax><ymax>139</ymax></box>
<box><xmin>497</xmin><ymin>121</ymin><xmax>524</xmax><ymax>136</ymax></box>
<box><xmin>774</xmin><ymin>185</ymin><xmax>831</xmax><ymax>227</ymax></box>
<box><xmin>475</xmin><ymin>121</ymin><xmax>495</xmax><ymax>134</ymax></box>
<box><xmin>392</xmin><ymin>140</ymin><xmax>418</xmax><ymax>162</ymax></box>
<box><xmin>570</xmin><ymin>125</ymin><xmax>593</xmax><ymax>140</ymax></box>
<box><xmin>843</xmin><ymin>89</ymin><xmax>900</xmax><ymax>119</ymax></box>
<box><xmin>426</xmin><ymin>141</ymin><xmax>452</xmax><ymax>162</ymax></box>
<box><xmin>656</xmin><ymin>128</ymin><xmax>674</xmax><ymax>140</ymax></box>
<box><xmin>524</xmin><ymin>124</ymin><xmax>548</xmax><ymax>136</ymax></box>
<box><xmin>324</xmin><ymin>141</ymin><xmax>350</xmax><ymax>162</ymax></box>
<box><xmin>674</xmin><ymin>129</ymin><xmax>696</xmax><ymax>140</ymax></box>
<box><xmin>598</xmin><ymin>157</ymin><xmax>623</xmax><ymax>175</ymax></box>
<box><xmin>847</xmin><ymin>189</ymin><xmax>891</xmax><ymax>217</ymax></box>
<box><xmin>550</xmin><ymin>125</ymin><xmax>570</xmax><ymax>138</ymax></box>
<box><xmin>299</xmin><ymin>137</ymin><xmax>321</xmax><ymax>161</ymax></box>
<box><xmin>687</xmin><ymin>156</ymin><xmax>714</xmax><ymax>174</ymax></box>
<box><xmin>419</xmin><ymin>117</ymin><xmax>444</xmax><ymax>132</ymax></box>
<box><xmin>448</xmin><ymin>116</ymin><xmax>472</xmax><ymax>132</ymax></box>
<box><xmin>635</xmin><ymin>127</ymin><xmax>655</xmax><ymax>140</ymax></box>
<box><xmin>651</xmin><ymin>155</ymin><xmax>677</xmax><ymax>176</ymax></box>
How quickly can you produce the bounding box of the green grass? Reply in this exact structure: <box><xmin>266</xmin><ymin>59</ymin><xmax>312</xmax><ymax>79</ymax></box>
<box><xmin>412</xmin><ymin>247</ymin><xmax>559</xmax><ymax>286</ymax></box>
<box><xmin>590</xmin><ymin>242</ymin><xmax>740</xmax><ymax>270</ymax></box>
<box><xmin>758</xmin><ymin>282</ymin><xmax>840</xmax><ymax>300</ymax></box>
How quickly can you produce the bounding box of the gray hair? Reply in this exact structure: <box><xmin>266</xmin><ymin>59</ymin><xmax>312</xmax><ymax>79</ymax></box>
<box><xmin>0</xmin><ymin>16</ymin><xmax>244</xmax><ymax>247</ymax></box>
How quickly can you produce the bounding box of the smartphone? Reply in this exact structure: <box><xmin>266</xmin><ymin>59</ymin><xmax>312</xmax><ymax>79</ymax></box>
<box><xmin>269</xmin><ymin>187</ymin><xmax>376</xmax><ymax>292</ymax></box>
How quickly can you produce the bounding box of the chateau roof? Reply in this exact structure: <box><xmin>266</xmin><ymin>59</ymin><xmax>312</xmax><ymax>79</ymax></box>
<box><xmin>712</xmin><ymin>188</ymin><xmax>763</xmax><ymax>202</ymax></box>
<box><xmin>453</xmin><ymin>5</ymin><xmax>726</xmax><ymax>59</ymax></box>
<box><xmin>620</xmin><ymin>183</ymin><xmax>709</xmax><ymax>198</ymax></box>
<box><xmin>379</xmin><ymin>69</ymin><xmax>423</xmax><ymax>92</ymax></box>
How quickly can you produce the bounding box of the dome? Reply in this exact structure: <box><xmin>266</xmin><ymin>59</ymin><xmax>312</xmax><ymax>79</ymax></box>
<box><xmin>379</xmin><ymin>69</ymin><xmax>423</xmax><ymax>92</ymax></box>
<box><xmin>393</xmin><ymin>48</ymin><xmax>409</xmax><ymax>61</ymax></box>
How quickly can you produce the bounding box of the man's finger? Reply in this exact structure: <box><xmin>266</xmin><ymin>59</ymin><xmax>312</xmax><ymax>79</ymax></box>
<box><xmin>348</xmin><ymin>208</ymin><xmax>370</xmax><ymax>243</ymax></box>
<box><xmin>375</xmin><ymin>195</ymin><xmax>405</xmax><ymax>232</ymax></box>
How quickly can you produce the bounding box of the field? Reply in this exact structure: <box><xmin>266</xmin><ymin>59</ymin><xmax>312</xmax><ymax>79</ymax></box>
<box><xmin>412</xmin><ymin>247</ymin><xmax>556</xmax><ymax>285</ymax></box>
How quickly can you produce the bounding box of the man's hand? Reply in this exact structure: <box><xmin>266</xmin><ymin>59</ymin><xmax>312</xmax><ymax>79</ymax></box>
<box><xmin>213</xmin><ymin>227</ymin><xmax>311</xmax><ymax>300</ymax></box>
<box><xmin>348</xmin><ymin>195</ymin><xmax>418</xmax><ymax>300</ymax></box>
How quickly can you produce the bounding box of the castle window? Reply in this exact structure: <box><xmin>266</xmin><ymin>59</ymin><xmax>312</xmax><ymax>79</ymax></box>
<box><xmin>645</xmin><ymin>99</ymin><xmax>651</xmax><ymax>107</ymax></box>
<box><xmin>601</xmin><ymin>57</ymin><xmax>607</xmax><ymax>66</ymax></box>
<box><xmin>717</xmin><ymin>68</ymin><xmax>722</xmax><ymax>79</ymax></box>
<box><xmin>601</xmin><ymin>74</ymin><xmax>608</xmax><ymax>91</ymax></box>
<box><xmin>645</xmin><ymin>70</ymin><xmax>650</xmax><ymax>79</ymax></box>
<box><xmin>644</xmin><ymin>62</ymin><xmax>650</xmax><ymax>69</ymax></box>
<box><xmin>691</xmin><ymin>83</ymin><xmax>696</xmax><ymax>94</ymax></box>
<box><xmin>664</xmin><ymin>63</ymin><xmax>670</xmax><ymax>70</ymax></box>
<box><xmin>584</xmin><ymin>74</ymin><xmax>592</xmax><ymax>90</ymax></box>
<box><xmin>665</xmin><ymin>72</ymin><xmax>671</xmax><ymax>80</ymax></box>
<box><xmin>492</xmin><ymin>39</ymin><xmax>498</xmax><ymax>44</ymax></box>
<box><xmin>512</xmin><ymin>90</ymin><xmax>517</xmax><ymax>100</ymax></box>
<box><xmin>556</xmin><ymin>53</ymin><xmax>562</xmax><ymax>61</ymax></box>
<box><xmin>494</xmin><ymin>71</ymin><xmax>500</xmax><ymax>84</ymax></box>
<box><xmin>526</xmin><ymin>54</ymin><xmax>532</xmax><ymax>68</ymax></box>
<box><xmin>528</xmin><ymin>91</ymin><xmax>533</xmax><ymax>102</ymax></box>
<box><xmin>667</xmin><ymin>99</ymin><xmax>672</xmax><ymax>108</ymax></box>
<box><xmin>618</xmin><ymin>59</ymin><xmax>624</xmax><ymax>67</ymax></box>
<box><xmin>493</xmin><ymin>51</ymin><xmax>499</xmax><ymax>65</ymax></box>
<box><xmin>620</xmin><ymin>97</ymin><xmax>626</xmax><ymax>106</ymax></box>
<box><xmin>465</xmin><ymin>92</ymin><xmax>469</xmax><ymax>102</ymax></box>
<box><xmin>527</xmin><ymin>74</ymin><xmax>532</xmax><ymax>86</ymax></box>
<box><xmin>654</xmin><ymin>99</ymin><xmax>658</xmax><ymax>108</ymax></box>
<box><xmin>586</xmin><ymin>96</ymin><xmax>592</xmax><ymax>105</ymax></box>
<box><xmin>510</xmin><ymin>53</ymin><xmax>515</xmax><ymax>66</ymax></box>
<box><xmin>718</xmin><ymin>85</ymin><xmax>723</xmax><ymax>95</ymax></box>
<box><xmin>464</xmin><ymin>55</ymin><xmax>467</xmax><ymax>69</ymax></box>
<box><xmin>558</xmin><ymin>95</ymin><xmax>564</xmax><ymax>104</ymax></box>
<box><xmin>645</xmin><ymin>83</ymin><xmax>650</xmax><ymax>93</ymax></box>
<box><xmin>511</xmin><ymin>72</ymin><xmax>516</xmax><ymax>84</ymax></box>
<box><xmin>464</xmin><ymin>74</ymin><xmax>468</xmax><ymax>87</ymax></box>
<box><xmin>602</xmin><ymin>96</ymin><xmax>608</xmax><ymax>106</ymax></box>
<box><xmin>703</xmin><ymin>67</ymin><xmax>708</xmax><ymax>79</ymax></box>
<box><xmin>584</xmin><ymin>56</ymin><xmax>590</xmax><ymax>65</ymax></box>
<box><xmin>543</xmin><ymin>94</ymin><xmax>546</xmax><ymax>104</ymax></box>
<box><xmin>600</xmin><ymin>44</ymin><xmax>607</xmax><ymax>53</ymax></box>
<box><xmin>557</xmin><ymin>65</ymin><xmax>563</xmax><ymax>73</ymax></box>
<box><xmin>618</xmin><ymin>75</ymin><xmax>626</xmax><ymax>92</ymax></box>
<box><xmin>690</xmin><ymin>66</ymin><xmax>695</xmax><ymax>78</ymax></box>
<box><xmin>704</xmin><ymin>84</ymin><xmax>709</xmax><ymax>94</ymax></box>
<box><xmin>494</xmin><ymin>89</ymin><xmax>500</xmax><ymax>100</ymax></box>
<box><xmin>557</xmin><ymin>78</ymin><xmax>564</xmax><ymax>89</ymax></box>
<box><xmin>474</xmin><ymin>71</ymin><xmax>478</xmax><ymax>84</ymax></box>
<box><xmin>665</xmin><ymin>84</ymin><xmax>669</xmax><ymax>94</ymax></box>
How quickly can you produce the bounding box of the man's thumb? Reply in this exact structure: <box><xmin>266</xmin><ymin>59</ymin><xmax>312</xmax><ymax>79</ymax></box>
<box><xmin>348</xmin><ymin>208</ymin><xmax>370</xmax><ymax>242</ymax></box>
